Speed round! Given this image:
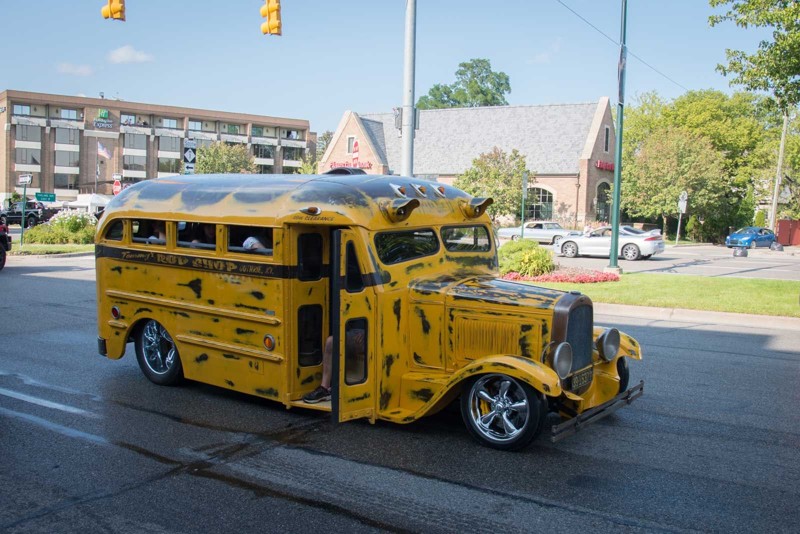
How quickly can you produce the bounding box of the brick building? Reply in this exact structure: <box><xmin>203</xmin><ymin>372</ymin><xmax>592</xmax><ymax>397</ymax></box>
<box><xmin>319</xmin><ymin>97</ymin><xmax>617</xmax><ymax>226</ymax></box>
<box><xmin>1</xmin><ymin>89</ymin><xmax>315</xmax><ymax>203</ymax></box>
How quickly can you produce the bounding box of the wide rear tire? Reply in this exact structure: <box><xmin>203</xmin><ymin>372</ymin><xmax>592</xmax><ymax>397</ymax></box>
<box><xmin>621</xmin><ymin>244</ymin><xmax>641</xmax><ymax>261</ymax></box>
<box><xmin>135</xmin><ymin>319</ymin><xmax>184</xmax><ymax>386</ymax></box>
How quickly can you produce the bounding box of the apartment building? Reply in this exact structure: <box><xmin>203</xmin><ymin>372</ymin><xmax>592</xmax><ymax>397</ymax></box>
<box><xmin>1</xmin><ymin>89</ymin><xmax>314</xmax><ymax>203</ymax></box>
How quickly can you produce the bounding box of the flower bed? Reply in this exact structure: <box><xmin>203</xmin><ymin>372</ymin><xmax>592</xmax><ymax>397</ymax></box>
<box><xmin>503</xmin><ymin>266</ymin><xmax>620</xmax><ymax>283</ymax></box>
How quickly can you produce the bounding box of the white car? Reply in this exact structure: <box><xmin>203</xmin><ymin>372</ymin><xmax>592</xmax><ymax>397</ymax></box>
<box><xmin>497</xmin><ymin>221</ymin><xmax>567</xmax><ymax>244</ymax></box>
<box><xmin>553</xmin><ymin>226</ymin><xmax>665</xmax><ymax>260</ymax></box>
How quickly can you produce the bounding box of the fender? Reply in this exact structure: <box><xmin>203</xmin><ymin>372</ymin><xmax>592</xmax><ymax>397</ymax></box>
<box><xmin>619</xmin><ymin>330</ymin><xmax>642</xmax><ymax>360</ymax></box>
<box><xmin>392</xmin><ymin>354</ymin><xmax>562</xmax><ymax>423</ymax></box>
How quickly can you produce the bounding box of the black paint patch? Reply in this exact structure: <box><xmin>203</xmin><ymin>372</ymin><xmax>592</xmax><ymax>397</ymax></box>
<box><xmin>208</xmin><ymin>299</ymin><xmax>215</xmax><ymax>305</ymax></box>
<box><xmin>212</xmin><ymin>318</ymin><xmax>220</xmax><ymax>323</ymax></box>
<box><xmin>188</xmin><ymin>330</ymin><xmax>214</xmax><ymax>338</ymax></box>
<box><xmin>490</xmin><ymin>362</ymin><xmax>516</xmax><ymax>370</ymax></box>
<box><xmin>521</xmin><ymin>324</ymin><xmax>533</xmax><ymax>332</ymax></box>
<box><xmin>301</xmin><ymin>375</ymin><xmax>315</xmax><ymax>385</ymax></box>
<box><xmin>235</xmin><ymin>304</ymin><xmax>267</xmax><ymax>313</ymax></box>
<box><xmin>393</xmin><ymin>299</ymin><xmax>402</xmax><ymax>329</ymax></box>
<box><xmin>380</xmin><ymin>390</ymin><xmax>392</xmax><ymax>411</ymax></box>
<box><xmin>172</xmin><ymin>311</ymin><xmax>190</xmax><ymax>318</ymax></box>
<box><xmin>413</xmin><ymin>353</ymin><xmax>424</xmax><ymax>364</ymax></box>
<box><xmin>409</xmin><ymin>388</ymin><xmax>434</xmax><ymax>403</ymax></box>
<box><xmin>235</xmin><ymin>328</ymin><xmax>255</xmax><ymax>335</ymax></box>
<box><xmin>383</xmin><ymin>354</ymin><xmax>396</xmax><ymax>377</ymax></box>
<box><xmin>222</xmin><ymin>353</ymin><xmax>240</xmax><ymax>360</ymax></box>
<box><xmin>251</xmin><ymin>291</ymin><xmax>265</xmax><ymax>300</ymax></box>
<box><xmin>348</xmin><ymin>392</ymin><xmax>370</xmax><ymax>403</ymax></box>
<box><xmin>178</xmin><ymin>278</ymin><xmax>203</xmax><ymax>299</ymax></box>
<box><xmin>195</xmin><ymin>353</ymin><xmax>209</xmax><ymax>363</ymax></box>
<box><xmin>225</xmin><ymin>380</ymin><xmax>235</xmax><ymax>387</ymax></box>
<box><xmin>111</xmin><ymin>266</ymin><xmax>122</xmax><ymax>274</ymax></box>
<box><xmin>366</xmin><ymin>300</ymin><xmax>372</xmax><ymax>311</ymax></box>
<box><xmin>134</xmin><ymin>307</ymin><xmax>153</xmax><ymax>315</ymax></box>
<box><xmin>414</xmin><ymin>307</ymin><xmax>431</xmax><ymax>334</ymax></box>
<box><xmin>255</xmin><ymin>388</ymin><xmax>279</xmax><ymax>398</ymax></box>
<box><xmin>405</xmin><ymin>262</ymin><xmax>426</xmax><ymax>275</ymax></box>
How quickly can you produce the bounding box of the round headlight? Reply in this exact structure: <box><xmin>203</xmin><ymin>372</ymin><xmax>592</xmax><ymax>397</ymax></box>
<box><xmin>553</xmin><ymin>342</ymin><xmax>573</xmax><ymax>380</ymax></box>
<box><xmin>597</xmin><ymin>328</ymin><xmax>620</xmax><ymax>362</ymax></box>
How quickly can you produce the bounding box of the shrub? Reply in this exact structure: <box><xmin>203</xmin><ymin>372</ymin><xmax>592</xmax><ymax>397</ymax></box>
<box><xmin>498</xmin><ymin>240</ymin><xmax>555</xmax><ymax>277</ymax></box>
<box><xmin>49</xmin><ymin>210</ymin><xmax>97</xmax><ymax>233</ymax></box>
<box><xmin>753</xmin><ymin>210</ymin><xmax>766</xmax><ymax>228</ymax></box>
<box><xmin>503</xmin><ymin>267</ymin><xmax>620</xmax><ymax>283</ymax></box>
<box><xmin>23</xmin><ymin>211</ymin><xmax>97</xmax><ymax>245</ymax></box>
<box><xmin>685</xmin><ymin>215</ymin><xmax>700</xmax><ymax>241</ymax></box>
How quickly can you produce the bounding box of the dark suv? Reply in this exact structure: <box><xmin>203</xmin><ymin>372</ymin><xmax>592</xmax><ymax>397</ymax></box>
<box><xmin>0</xmin><ymin>222</ymin><xmax>11</xmax><ymax>271</ymax></box>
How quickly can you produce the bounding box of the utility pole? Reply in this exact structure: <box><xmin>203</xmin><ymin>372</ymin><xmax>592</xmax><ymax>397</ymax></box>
<box><xmin>400</xmin><ymin>0</ymin><xmax>417</xmax><ymax>177</ymax></box>
<box><xmin>606</xmin><ymin>0</ymin><xmax>627</xmax><ymax>273</ymax></box>
<box><xmin>769</xmin><ymin>109</ymin><xmax>789</xmax><ymax>231</ymax></box>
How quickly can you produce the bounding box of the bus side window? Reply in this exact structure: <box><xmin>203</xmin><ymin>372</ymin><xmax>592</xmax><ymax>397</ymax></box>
<box><xmin>298</xmin><ymin>305</ymin><xmax>323</xmax><ymax>366</ymax></box>
<box><xmin>104</xmin><ymin>220</ymin><xmax>123</xmax><ymax>241</ymax></box>
<box><xmin>298</xmin><ymin>233</ymin><xmax>323</xmax><ymax>281</ymax></box>
<box><xmin>345</xmin><ymin>242</ymin><xmax>364</xmax><ymax>292</ymax></box>
<box><xmin>228</xmin><ymin>225</ymin><xmax>273</xmax><ymax>255</ymax></box>
<box><xmin>132</xmin><ymin>219</ymin><xmax>165</xmax><ymax>245</ymax></box>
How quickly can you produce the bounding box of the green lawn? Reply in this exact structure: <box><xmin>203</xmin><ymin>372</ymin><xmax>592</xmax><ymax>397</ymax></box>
<box><xmin>10</xmin><ymin>243</ymin><xmax>95</xmax><ymax>255</ymax></box>
<box><xmin>531</xmin><ymin>273</ymin><xmax>800</xmax><ymax>317</ymax></box>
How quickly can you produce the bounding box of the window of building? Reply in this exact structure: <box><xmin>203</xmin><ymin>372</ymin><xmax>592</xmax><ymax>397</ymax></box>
<box><xmin>15</xmin><ymin>125</ymin><xmax>41</xmax><ymax>142</ymax></box>
<box><xmin>346</xmin><ymin>136</ymin><xmax>355</xmax><ymax>154</ymax></box>
<box><xmin>251</xmin><ymin>126</ymin><xmax>263</xmax><ymax>137</ymax></box>
<box><xmin>121</xmin><ymin>113</ymin><xmax>136</xmax><ymax>126</ymax></box>
<box><xmin>158</xmin><ymin>158</ymin><xmax>181</xmax><ymax>173</ymax></box>
<box><xmin>283</xmin><ymin>129</ymin><xmax>301</xmax><ymax>140</ymax></box>
<box><xmin>226</xmin><ymin>124</ymin><xmax>242</xmax><ymax>135</ymax></box>
<box><xmin>55</xmin><ymin>151</ymin><xmax>80</xmax><ymax>167</ymax></box>
<box><xmin>60</xmin><ymin>109</ymin><xmax>78</xmax><ymax>120</ymax></box>
<box><xmin>162</xmin><ymin>118</ymin><xmax>178</xmax><ymax>129</ymax></box>
<box><xmin>596</xmin><ymin>182</ymin><xmax>611</xmax><ymax>222</ymax></box>
<box><xmin>257</xmin><ymin>165</ymin><xmax>273</xmax><ymax>174</ymax></box>
<box><xmin>254</xmin><ymin>144</ymin><xmax>275</xmax><ymax>159</ymax></box>
<box><xmin>54</xmin><ymin>173</ymin><xmax>79</xmax><ymax>189</ymax></box>
<box><xmin>604</xmin><ymin>126</ymin><xmax>610</xmax><ymax>153</ymax></box>
<box><xmin>194</xmin><ymin>138</ymin><xmax>213</xmax><ymax>149</ymax></box>
<box><xmin>159</xmin><ymin>136</ymin><xmax>180</xmax><ymax>152</ymax></box>
<box><xmin>55</xmin><ymin>128</ymin><xmax>80</xmax><ymax>145</ymax></box>
<box><xmin>13</xmin><ymin>104</ymin><xmax>31</xmax><ymax>116</ymax></box>
<box><xmin>123</xmin><ymin>134</ymin><xmax>147</xmax><ymax>150</ymax></box>
<box><xmin>15</xmin><ymin>148</ymin><xmax>41</xmax><ymax>165</ymax></box>
<box><xmin>123</xmin><ymin>155</ymin><xmax>147</xmax><ymax>171</ymax></box>
<box><xmin>526</xmin><ymin>188</ymin><xmax>554</xmax><ymax>221</ymax></box>
<box><xmin>188</xmin><ymin>120</ymin><xmax>201</xmax><ymax>131</ymax></box>
<box><xmin>283</xmin><ymin>147</ymin><xmax>304</xmax><ymax>161</ymax></box>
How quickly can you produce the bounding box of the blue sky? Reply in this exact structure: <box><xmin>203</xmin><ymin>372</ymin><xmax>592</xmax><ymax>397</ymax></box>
<box><xmin>1</xmin><ymin>1</ymin><xmax>771</xmax><ymax>134</ymax></box>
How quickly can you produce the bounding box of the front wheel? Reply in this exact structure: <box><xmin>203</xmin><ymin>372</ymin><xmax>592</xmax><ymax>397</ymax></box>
<box><xmin>561</xmin><ymin>241</ymin><xmax>578</xmax><ymax>258</ymax></box>
<box><xmin>461</xmin><ymin>374</ymin><xmax>545</xmax><ymax>451</ymax></box>
<box><xmin>617</xmin><ymin>357</ymin><xmax>630</xmax><ymax>394</ymax></box>
<box><xmin>510</xmin><ymin>234</ymin><xmax>519</xmax><ymax>241</ymax></box>
<box><xmin>26</xmin><ymin>216</ymin><xmax>37</xmax><ymax>229</ymax></box>
<box><xmin>621</xmin><ymin>244</ymin><xmax>641</xmax><ymax>261</ymax></box>
<box><xmin>749</xmin><ymin>240</ymin><xmax>757</xmax><ymax>249</ymax></box>
<box><xmin>135</xmin><ymin>319</ymin><xmax>184</xmax><ymax>385</ymax></box>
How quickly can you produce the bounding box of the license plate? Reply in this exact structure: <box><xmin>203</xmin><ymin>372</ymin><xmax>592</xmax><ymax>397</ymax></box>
<box><xmin>571</xmin><ymin>367</ymin><xmax>593</xmax><ymax>390</ymax></box>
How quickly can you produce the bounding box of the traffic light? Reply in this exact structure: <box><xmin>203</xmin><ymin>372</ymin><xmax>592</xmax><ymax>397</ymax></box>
<box><xmin>260</xmin><ymin>0</ymin><xmax>282</xmax><ymax>35</ymax></box>
<box><xmin>101</xmin><ymin>0</ymin><xmax>126</xmax><ymax>21</ymax></box>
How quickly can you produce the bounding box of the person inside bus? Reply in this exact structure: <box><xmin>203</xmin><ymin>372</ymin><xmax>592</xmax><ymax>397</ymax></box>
<box><xmin>148</xmin><ymin>221</ymin><xmax>166</xmax><ymax>244</ymax></box>
<box><xmin>303</xmin><ymin>328</ymin><xmax>366</xmax><ymax>404</ymax></box>
<box><xmin>243</xmin><ymin>235</ymin><xmax>268</xmax><ymax>250</ymax></box>
<box><xmin>191</xmin><ymin>224</ymin><xmax>216</xmax><ymax>246</ymax></box>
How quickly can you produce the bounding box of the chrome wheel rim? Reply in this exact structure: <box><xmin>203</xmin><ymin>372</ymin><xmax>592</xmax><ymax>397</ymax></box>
<box><xmin>467</xmin><ymin>375</ymin><xmax>530</xmax><ymax>443</ymax></box>
<box><xmin>141</xmin><ymin>320</ymin><xmax>177</xmax><ymax>375</ymax></box>
<box><xmin>622</xmin><ymin>245</ymin><xmax>638</xmax><ymax>260</ymax></box>
<box><xmin>563</xmin><ymin>242</ymin><xmax>577</xmax><ymax>257</ymax></box>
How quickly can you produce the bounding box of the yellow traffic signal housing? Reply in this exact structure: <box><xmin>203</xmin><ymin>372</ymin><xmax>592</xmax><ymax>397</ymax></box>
<box><xmin>101</xmin><ymin>0</ymin><xmax>126</xmax><ymax>21</ymax></box>
<box><xmin>260</xmin><ymin>0</ymin><xmax>282</xmax><ymax>35</ymax></box>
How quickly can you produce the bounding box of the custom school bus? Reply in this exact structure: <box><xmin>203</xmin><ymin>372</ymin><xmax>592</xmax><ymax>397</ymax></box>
<box><xmin>96</xmin><ymin>174</ymin><xmax>642</xmax><ymax>450</ymax></box>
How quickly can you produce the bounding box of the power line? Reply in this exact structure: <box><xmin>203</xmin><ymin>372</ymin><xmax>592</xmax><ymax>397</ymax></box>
<box><xmin>553</xmin><ymin>0</ymin><xmax>690</xmax><ymax>93</ymax></box>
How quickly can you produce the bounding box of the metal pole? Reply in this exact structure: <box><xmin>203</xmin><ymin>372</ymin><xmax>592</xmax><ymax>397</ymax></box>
<box><xmin>520</xmin><ymin>171</ymin><xmax>528</xmax><ymax>240</ymax></box>
<box><xmin>768</xmin><ymin>109</ymin><xmax>789</xmax><ymax>231</ymax></box>
<box><xmin>675</xmin><ymin>211</ymin><xmax>682</xmax><ymax>246</ymax></box>
<box><xmin>607</xmin><ymin>0</ymin><xmax>627</xmax><ymax>272</ymax></box>
<box><xmin>20</xmin><ymin>183</ymin><xmax>27</xmax><ymax>247</ymax></box>
<box><xmin>400</xmin><ymin>0</ymin><xmax>417</xmax><ymax>177</ymax></box>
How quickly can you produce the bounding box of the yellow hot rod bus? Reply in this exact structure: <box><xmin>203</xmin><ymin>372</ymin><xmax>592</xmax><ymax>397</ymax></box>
<box><xmin>95</xmin><ymin>173</ymin><xmax>642</xmax><ymax>450</ymax></box>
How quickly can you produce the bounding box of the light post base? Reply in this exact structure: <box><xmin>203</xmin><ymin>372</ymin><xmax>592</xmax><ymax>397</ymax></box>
<box><xmin>604</xmin><ymin>266</ymin><xmax>623</xmax><ymax>275</ymax></box>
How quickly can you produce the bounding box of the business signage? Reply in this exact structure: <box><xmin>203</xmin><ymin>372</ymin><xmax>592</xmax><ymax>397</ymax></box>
<box><xmin>98</xmin><ymin>108</ymin><xmax>109</xmax><ymax>119</ymax></box>
<box><xmin>329</xmin><ymin>161</ymin><xmax>373</xmax><ymax>170</ymax></box>
<box><xmin>595</xmin><ymin>160</ymin><xmax>614</xmax><ymax>171</ymax></box>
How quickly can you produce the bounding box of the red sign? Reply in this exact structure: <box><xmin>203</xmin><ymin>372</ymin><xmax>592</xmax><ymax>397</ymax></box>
<box><xmin>329</xmin><ymin>161</ymin><xmax>373</xmax><ymax>170</ymax></box>
<box><xmin>595</xmin><ymin>160</ymin><xmax>614</xmax><ymax>171</ymax></box>
<box><xmin>112</xmin><ymin>179</ymin><xmax>122</xmax><ymax>195</ymax></box>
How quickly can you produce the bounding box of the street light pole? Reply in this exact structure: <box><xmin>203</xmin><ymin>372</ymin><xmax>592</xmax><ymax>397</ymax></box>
<box><xmin>400</xmin><ymin>0</ymin><xmax>417</xmax><ymax>177</ymax></box>
<box><xmin>607</xmin><ymin>0</ymin><xmax>628</xmax><ymax>273</ymax></box>
<box><xmin>768</xmin><ymin>109</ymin><xmax>789</xmax><ymax>231</ymax></box>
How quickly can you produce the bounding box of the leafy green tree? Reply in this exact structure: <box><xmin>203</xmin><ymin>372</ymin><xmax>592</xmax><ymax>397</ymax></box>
<box><xmin>454</xmin><ymin>147</ymin><xmax>529</xmax><ymax>222</ymax></box>
<box><xmin>417</xmin><ymin>59</ymin><xmax>511</xmax><ymax>110</ymax></box>
<box><xmin>297</xmin><ymin>152</ymin><xmax>318</xmax><ymax>174</ymax></box>
<box><xmin>621</xmin><ymin>127</ymin><xmax>728</xmax><ymax>236</ymax></box>
<box><xmin>195</xmin><ymin>142</ymin><xmax>256</xmax><ymax>174</ymax></box>
<box><xmin>316</xmin><ymin>130</ymin><xmax>333</xmax><ymax>160</ymax></box>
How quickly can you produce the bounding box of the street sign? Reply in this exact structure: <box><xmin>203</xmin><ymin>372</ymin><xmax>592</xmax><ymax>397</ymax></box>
<box><xmin>678</xmin><ymin>199</ymin><xmax>687</xmax><ymax>214</ymax></box>
<box><xmin>112</xmin><ymin>179</ymin><xmax>122</xmax><ymax>195</ymax></box>
<box><xmin>35</xmin><ymin>192</ymin><xmax>56</xmax><ymax>202</ymax></box>
<box><xmin>18</xmin><ymin>174</ymin><xmax>32</xmax><ymax>185</ymax></box>
<box><xmin>679</xmin><ymin>190</ymin><xmax>688</xmax><ymax>201</ymax></box>
<box><xmin>184</xmin><ymin>139</ymin><xmax>197</xmax><ymax>175</ymax></box>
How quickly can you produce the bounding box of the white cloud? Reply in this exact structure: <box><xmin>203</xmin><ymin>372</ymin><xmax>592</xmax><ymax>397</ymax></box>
<box><xmin>108</xmin><ymin>45</ymin><xmax>153</xmax><ymax>64</ymax></box>
<box><xmin>57</xmin><ymin>63</ymin><xmax>94</xmax><ymax>76</ymax></box>
<box><xmin>527</xmin><ymin>38</ymin><xmax>563</xmax><ymax>65</ymax></box>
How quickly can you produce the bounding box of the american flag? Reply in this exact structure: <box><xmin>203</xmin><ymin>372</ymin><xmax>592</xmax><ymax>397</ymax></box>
<box><xmin>97</xmin><ymin>141</ymin><xmax>112</xmax><ymax>159</ymax></box>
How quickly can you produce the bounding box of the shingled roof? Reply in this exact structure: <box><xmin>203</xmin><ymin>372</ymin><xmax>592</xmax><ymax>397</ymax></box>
<box><xmin>358</xmin><ymin>99</ymin><xmax>605</xmax><ymax>176</ymax></box>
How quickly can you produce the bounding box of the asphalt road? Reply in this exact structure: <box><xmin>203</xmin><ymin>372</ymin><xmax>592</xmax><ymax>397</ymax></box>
<box><xmin>1</xmin><ymin>254</ymin><xmax>799</xmax><ymax>533</ymax></box>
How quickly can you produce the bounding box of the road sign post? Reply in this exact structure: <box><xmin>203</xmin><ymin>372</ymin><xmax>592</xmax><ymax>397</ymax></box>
<box><xmin>520</xmin><ymin>171</ymin><xmax>528</xmax><ymax>240</ymax></box>
<box><xmin>676</xmin><ymin>191</ymin><xmax>688</xmax><ymax>245</ymax></box>
<box><xmin>18</xmin><ymin>174</ymin><xmax>32</xmax><ymax>246</ymax></box>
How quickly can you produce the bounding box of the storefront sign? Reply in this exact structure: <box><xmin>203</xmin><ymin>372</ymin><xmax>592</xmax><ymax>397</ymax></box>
<box><xmin>595</xmin><ymin>160</ymin><xmax>614</xmax><ymax>171</ymax></box>
<box><xmin>329</xmin><ymin>160</ymin><xmax>373</xmax><ymax>170</ymax></box>
<box><xmin>98</xmin><ymin>108</ymin><xmax>109</xmax><ymax>119</ymax></box>
<box><xmin>94</xmin><ymin>118</ymin><xmax>114</xmax><ymax>129</ymax></box>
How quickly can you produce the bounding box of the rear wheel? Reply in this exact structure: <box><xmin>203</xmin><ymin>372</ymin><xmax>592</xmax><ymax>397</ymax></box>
<box><xmin>26</xmin><ymin>215</ymin><xmax>37</xmax><ymax>228</ymax></box>
<box><xmin>617</xmin><ymin>357</ymin><xmax>630</xmax><ymax>394</ymax></box>
<box><xmin>550</xmin><ymin>235</ymin><xmax>563</xmax><ymax>245</ymax></box>
<box><xmin>135</xmin><ymin>320</ymin><xmax>184</xmax><ymax>385</ymax></box>
<box><xmin>461</xmin><ymin>374</ymin><xmax>545</xmax><ymax>451</ymax></box>
<box><xmin>621</xmin><ymin>244</ymin><xmax>641</xmax><ymax>261</ymax></box>
<box><xmin>749</xmin><ymin>240</ymin><xmax>757</xmax><ymax>249</ymax></box>
<box><xmin>561</xmin><ymin>241</ymin><xmax>578</xmax><ymax>258</ymax></box>
<box><xmin>511</xmin><ymin>234</ymin><xmax>519</xmax><ymax>241</ymax></box>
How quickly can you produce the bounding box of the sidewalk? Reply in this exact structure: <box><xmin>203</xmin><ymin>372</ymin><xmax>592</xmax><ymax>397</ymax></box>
<box><xmin>595</xmin><ymin>302</ymin><xmax>800</xmax><ymax>331</ymax></box>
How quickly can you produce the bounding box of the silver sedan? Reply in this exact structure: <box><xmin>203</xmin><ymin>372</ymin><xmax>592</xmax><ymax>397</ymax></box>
<box><xmin>497</xmin><ymin>221</ymin><xmax>568</xmax><ymax>244</ymax></box>
<box><xmin>553</xmin><ymin>226</ymin><xmax>665</xmax><ymax>260</ymax></box>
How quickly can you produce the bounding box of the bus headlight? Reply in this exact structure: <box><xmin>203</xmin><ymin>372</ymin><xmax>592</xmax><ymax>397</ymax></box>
<box><xmin>597</xmin><ymin>328</ymin><xmax>620</xmax><ymax>362</ymax></box>
<box><xmin>553</xmin><ymin>342</ymin><xmax>573</xmax><ymax>380</ymax></box>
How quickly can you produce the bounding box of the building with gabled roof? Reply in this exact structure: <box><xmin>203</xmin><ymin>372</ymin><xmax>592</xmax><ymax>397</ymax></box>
<box><xmin>319</xmin><ymin>97</ymin><xmax>617</xmax><ymax>226</ymax></box>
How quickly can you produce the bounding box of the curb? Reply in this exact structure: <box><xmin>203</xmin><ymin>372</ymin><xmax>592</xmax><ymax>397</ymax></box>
<box><xmin>595</xmin><ymin>303</ymin><xmax>800</xmax><ymax>332</ymax></box>
<box><xmin>9</xmin><ymin>251</ymin><xmax>94</xmax><ymax>259</ymax></box>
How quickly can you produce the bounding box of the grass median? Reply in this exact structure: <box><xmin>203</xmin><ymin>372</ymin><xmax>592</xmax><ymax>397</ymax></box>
<box><xmin>530</xmin><ymin>273</ymin><xmax>800</xmax><ymax>318</ymax></box>
<box><xmin>10</xmin><ymin>243</ymin><xmax>95</xmax><ymax>255</ymax></box>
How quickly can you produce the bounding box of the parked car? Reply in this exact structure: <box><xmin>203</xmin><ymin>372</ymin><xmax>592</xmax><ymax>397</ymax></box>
<box><xmin>553</xmin><ymin>226</ymin><xmax>665</xmax><ymax>260</ymax></box>
<box><xmin>497</xmin><ymin>221</ymin><xmax>568</xmax><ymax>244</ymax></box>
<box><xmin>725</xmin><ymin>226</ymin><xmax>776</xmax><ymax>248</ymax></box>
<box><xmin>0</xmin><ymin>222</ymin><xmax>11</xmax><ymax>271</ymax></box>
<box><xmin>619</xmin><ymin>225</ymin><xmax>661</xmax><ymax>237</ymax></box>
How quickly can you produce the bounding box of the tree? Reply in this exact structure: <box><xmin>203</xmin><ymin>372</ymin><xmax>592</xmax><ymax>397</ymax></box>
<box><xmin>417</xmin><ymin>59</ymin><xmax>511</xmax><ymax>110</ymax></box>
<box><xmin>316</xmin><ymin>130</ymin><xmax>333</xmax><ymax>160</ymax></box>
<box><xmin>195</xmin><ymin>142</ymin><xmax>256</xmax><ymax>174</ymax></box>
<box><xmin>454</xmin><ymin>147</ymin><xmax>529</xmax><ymax>222</ymax></box>
<box><xmin>297</xmin><ymin>152</ymin><xmax>318</xmax><ymax>174</ymax></box>
<box><xmin>621</xmin><ymin>127</ymin><xmax>728</xmax><ymax>236</ymax></box>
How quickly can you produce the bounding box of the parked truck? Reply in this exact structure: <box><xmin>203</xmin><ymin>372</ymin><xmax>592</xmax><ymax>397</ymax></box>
<box><xmin>1</xmin><ymin>200</ymin><xmax>60</xmax><ymax>227</ymax></box>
